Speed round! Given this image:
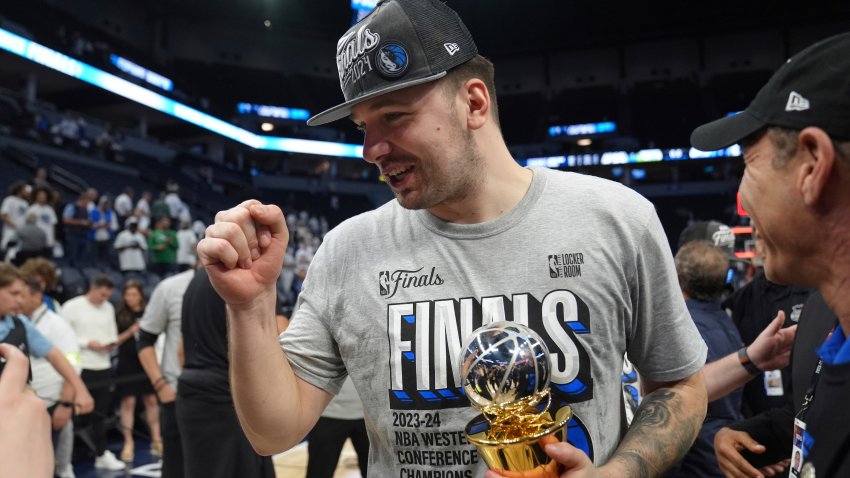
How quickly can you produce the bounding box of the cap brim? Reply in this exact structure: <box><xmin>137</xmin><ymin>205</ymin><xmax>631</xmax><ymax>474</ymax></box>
<box><xmin>307</xmin><ymin>71</ymin><xmax>448</xmax><ymax>126</ymax></box>
<box><xmin>690</xmin><ymin>111</ymin><xmax>766</xmax><ymax>151</ymax></box>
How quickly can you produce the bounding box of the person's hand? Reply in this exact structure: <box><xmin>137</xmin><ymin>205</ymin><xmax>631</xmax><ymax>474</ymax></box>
<box><xmin>485</xmin><ymin>441</ymin><xmax>601</xmax><ymax>478</ymax></box>
<box><xmin>74</xmin><ymin>387</ymin><xmax>94</xmax><ymax>415</ymax></box>
<box><xmin>52</xmin><ymin>403</ymin><xmax>72</xmax><ymax>430</ymax></box>
<box><xmin>197</xmin><ymin>200</ymin><xmax>288</xmax><ymax>308</ymax></box>
<box><xmin>156</xmin><ymin>383</ymin><xmax>176</xmax><ymax>404</ymax></box>
<box><xmin>759</xmin><ymin>458</ymin><xmax>790</xmax><ymax>477</ymax></box>
<box><xmin>0</xmin><ymin>344</ymin><xmax>53</xmax><ymax>478</ymax></box>
<box><xmin>714</xmin><ymin>427</ymin><xmax>766</xmax><ymax>478</ymax></box>
<box><xmin>747</xmin><ymin>311</ymin><xmax>797</xmax><ymax>372</ymax></box>
<box><xmin>87</xmin><ymin>340</ymin><xmax>107</xmax><ymax>352</ymax></box>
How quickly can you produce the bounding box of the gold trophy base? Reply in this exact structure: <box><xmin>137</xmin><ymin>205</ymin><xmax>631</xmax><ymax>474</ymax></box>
<box><xmin>465</xmin><ymin>406</ymin><xmax>572</xmax><ymax>478</ymax></box>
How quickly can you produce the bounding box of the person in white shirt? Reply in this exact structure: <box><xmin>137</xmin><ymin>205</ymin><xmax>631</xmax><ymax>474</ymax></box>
<box><xmin>164</xmin><ymin>191</ymin><xmax>182</xmax><ymax>220</ymax></box>
<box><xmin>114</xmin><ymin>218</ymin><xmax>147</xmax><ymax>276</ymax></box>
<box><xmin>26</xmin><ymin>186</ymin><xmax>58</xmax><ymax>251</ymax></box>
<box><xmin>23</xmin><ymin>277</ymin><xmax>81</xmax><ymax>478</ymax></box>
<box><xmin>63</xmin><ymin>275</ymin><xmax>125</xmax><ymax>472</ymax></box>
<box><xmin>114</xmin><ymin>187</ymin><xmax>134</xmax><ymax>228</ymax></box>
<box><xmin>135</xmin><ymin>191</ymin><xmax>151</xmax><ymax>218</ymax></box>
<box><xmin>1</xmin><ymin>181</ymin><xmax>30</xmax><ymax>257</ymax></box>
<box><xmin>175</xmin><ymin>221</ymin><xmax>198</xmax><ymax>272</ymax></box>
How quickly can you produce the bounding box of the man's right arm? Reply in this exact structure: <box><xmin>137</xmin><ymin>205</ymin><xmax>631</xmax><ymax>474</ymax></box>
<box><xmin>226</xmin><ymin>292</ymin><xmax>332</xmax><ymax>454</ymax></box>
<box><xmin>198</xmin><ymin>200</ymin><xmax>331</xmax><ymax>455</ymax></box>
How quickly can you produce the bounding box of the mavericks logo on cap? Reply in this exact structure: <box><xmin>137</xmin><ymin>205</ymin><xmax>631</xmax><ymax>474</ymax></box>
<box><xmin>376</xmin><ymin>42</ymin><xmax>409</xmax><ymax>79</ymax></box>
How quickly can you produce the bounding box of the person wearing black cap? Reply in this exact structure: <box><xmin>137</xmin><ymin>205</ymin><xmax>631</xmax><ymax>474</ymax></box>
<box><xmin>198</xmin><ymin>1</ymin><xmax>710</xmax><ymax>476</ymax></box>
<box><xmin>691</xmin><ymin>31</ymin><xmax>850</xmax><ymax>478</ymax></box>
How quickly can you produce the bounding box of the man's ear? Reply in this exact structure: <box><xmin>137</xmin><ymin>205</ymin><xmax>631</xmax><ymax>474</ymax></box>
<box><xmin>796</xmin><ymin>127</ymin><xmax>836</xmax><ymax>207</ymax></box>
<box><xmin>464</xmin><ymin>78</ymin><xmax>490</xmax><ymax>130</ymax></box>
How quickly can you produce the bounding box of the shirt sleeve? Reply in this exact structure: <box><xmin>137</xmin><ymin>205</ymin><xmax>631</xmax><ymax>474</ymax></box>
<box><xmin>139</xmin><ymin>282</ymin><xmax>168</xmax><ymax>335</ymax></box>
<box><xmin>19</xmin><ymin>315</ymin><xmax>54</xmax><ymax>358</ymax></box>
<box><xmin>51</xmin><ymin>314</ymin><xmax>81</xmax><ymax>372</ymax></box>
<box><xmin>279</xmin><ymin>240</ymin><xmax>347</xmax><ymax>395</ymax></box>
<box><xmin>114</xmin><ymin>231</ymin><xmax>128</xmax><ymax>248</ymax></box>
<box><xmin>62</xmin><ymin>302</ymin><xmax>89</xmax><ymax>349</ymax></box>
<box><xmin>625</xmin><ymin>210</ymin><xmax>708</xmax><ymax>382</ymax></box>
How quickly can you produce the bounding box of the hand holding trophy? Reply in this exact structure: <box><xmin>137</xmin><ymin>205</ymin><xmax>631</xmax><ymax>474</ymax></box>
<box><xmin>461</xmin><ymin>322</ymin><xmax>572</xmax><ymax>478</ymax></box>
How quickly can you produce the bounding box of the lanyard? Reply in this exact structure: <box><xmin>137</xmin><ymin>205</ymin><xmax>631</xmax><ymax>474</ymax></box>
<box><xmin>797</xmin><ymin>320</ymin><xmax>840</xmax><ymax>420</ymax></box>
<box><xmin>30</xmin><ymin>308</ymin><xmax>48</xmax><ymax>327</ymax></box>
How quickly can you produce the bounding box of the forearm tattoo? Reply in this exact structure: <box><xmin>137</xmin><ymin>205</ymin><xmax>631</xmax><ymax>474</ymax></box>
<box><xmin>610</xmin><ymin>389</ymin><xmax>701</xmax><ymax>477</ymax></box>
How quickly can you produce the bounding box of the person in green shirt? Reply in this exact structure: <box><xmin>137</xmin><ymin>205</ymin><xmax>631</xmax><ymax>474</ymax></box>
<box><xmin>148</xmin><ymin>216</ymin><xmax>178</xmax><ymax>277</ymax></box>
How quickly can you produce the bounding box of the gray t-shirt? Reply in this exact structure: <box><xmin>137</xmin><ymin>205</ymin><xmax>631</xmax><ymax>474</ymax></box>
<box><xmin>281</xmin><ymin>167</ymin><xmax>707</xmax><ymax>477</ymax></box>
<box><xmin>139</xmin><ymin>269</ymin><xmax>195</xmax><ymax>388</ymax></box>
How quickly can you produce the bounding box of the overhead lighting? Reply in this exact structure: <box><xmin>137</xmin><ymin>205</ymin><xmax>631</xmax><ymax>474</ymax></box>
<box><xmin>263</xmin><ymin>19</ymin><xmax>272</xmax><ymax>29</ymax></box>
<box><xmin>260</xmin><ymin>122</ymin><xmax>274</xmax><ymax>132</ymax></box>
<box><xmin>577</xmin><ymin>138</ymin><xmax>592</xmax><ymax>147</ymax></box>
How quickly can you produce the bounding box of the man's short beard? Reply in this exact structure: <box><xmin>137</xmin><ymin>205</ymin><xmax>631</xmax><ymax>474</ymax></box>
<box><xmin>395</xmin><ymin>127</ymin><xmax>482</xmax><ymax>211</ymax></box>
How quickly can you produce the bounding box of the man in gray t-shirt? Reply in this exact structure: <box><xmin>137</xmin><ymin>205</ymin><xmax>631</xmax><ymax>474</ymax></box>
<box><xmin>137</xmin><ymin>268</ymin><xmax>194</xmax><ymax>477</ymax></box>
<box><xmin>198</xmin><ymin>1</ymin><xmax>708</xmax><ymax>477</ymax></box>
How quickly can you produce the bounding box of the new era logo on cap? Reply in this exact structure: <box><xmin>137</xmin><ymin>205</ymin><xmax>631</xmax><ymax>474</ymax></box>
<box><xmin>785</xmin><ymin>91</ymin><xmax>810</xmax><ymax>112</ymax></box>
<box><xmin>444</xmin><ymin>43</ymin><xmax>460</xmax><ymax>56</ymax></box>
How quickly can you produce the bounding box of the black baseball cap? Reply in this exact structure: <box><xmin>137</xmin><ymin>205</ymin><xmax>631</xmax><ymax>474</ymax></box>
<box><xmin>678</xmin><ymin>220</ymin><xmax>738</xmax><ymax>260</ymax></box>
<box><xmin>691</xmin><ymin>32</ymin><xmax>850</xmax><ymax>151</ymax></box>
<box><xmin>307</xmin><ymin>0</ymin><xmax>478</xmax><ymax>126</ymax></box>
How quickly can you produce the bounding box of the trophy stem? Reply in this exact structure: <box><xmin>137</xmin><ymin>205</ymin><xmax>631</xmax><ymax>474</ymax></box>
<box><xmin>465</xmin><ymin>405</ymin><xmax>572</xmax><ymax>477</ymax></box>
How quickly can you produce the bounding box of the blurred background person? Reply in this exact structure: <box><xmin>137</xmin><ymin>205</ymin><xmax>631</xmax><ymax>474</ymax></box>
<box><xmin>1</xmin><ymin>181</ymin><xmax>31</xmax><ymax>262</ymax></box>
<box><xmin>114</xmin><ymin>217</ymin><xmax>147</xmax><ymax>280</ymax></box>
<box><xmin>20</xmin><ymin>258</ymin><xmax>63</xmax><ymax>313</ymax></box>
<box><xmin>89</xmin><ymin>195</ymin><xmax>118</xmax><ymax>269</ymax></box>
<box><xmin>61</xmin><ymin>191</ymin><xmax>93</xmax><ymax>269</ymax></box>
<box><xmin>175</xmin><ymin>220</ymin><xmax>198</xmax><ymax>272</ymax></box>
<box><xmin>148</xmin><ymin>216</ymin><xmax>178</xmax><ymax>277</ymax></box>
<box><xmin>23</xmin><ymin>276</ymin><xmax>80</xmax><ymax>478</ymax></box>
<box><xmin>26</xmin><ymin>186</ymin><xmax>57</xmax><ymax>259</ymax></box>
<box><xmin>63</xmin><ymin>275</ymin><xmax>124</xmax><ymax>471</ymax></box>
<box><xmin>11</xmin><ymin>212</ymin><xmax>48</xmax><ymax>266</ymax></box>
<box><xmin>305</xmin><ymin>376</ymin><xmax>369</xmax><ymax>478</ymax></box>
<box><xmin>114</xmin><ymin>280</ymin><xmax>161</xmax><ymax>463</ymax></box>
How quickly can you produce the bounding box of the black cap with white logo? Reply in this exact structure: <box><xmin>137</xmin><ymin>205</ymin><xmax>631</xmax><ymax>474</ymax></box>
<box><xmin>307</xmin><ymin>0</ymin><xmax>478</xmax><ymax>126</ymax></box>
<box><xmin>691</xmin><ymin>32</ymin><xmax>850</xmax><ymax>151</ymax></box>
<box><xmin>677</xmin><ymin>220</ymin><xmax>738</xmax><ymax>260</ymax></box>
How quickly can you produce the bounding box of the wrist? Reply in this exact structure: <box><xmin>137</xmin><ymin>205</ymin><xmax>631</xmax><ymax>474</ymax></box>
<box><xmin>738</xmin><ymin>347</ymin><xmax>761</xmax><ymax>376</ymax></box>
<box><xmin>226</xmin><ymin>289</ymin><xmax>278</xmax><ymax>318</ymax></box>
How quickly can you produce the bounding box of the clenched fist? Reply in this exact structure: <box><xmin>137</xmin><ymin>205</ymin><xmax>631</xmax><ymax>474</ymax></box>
<box><xmin>197</xmin><ymin>200</ymin><xmax>289</xmax><ymax>308</ymax></box>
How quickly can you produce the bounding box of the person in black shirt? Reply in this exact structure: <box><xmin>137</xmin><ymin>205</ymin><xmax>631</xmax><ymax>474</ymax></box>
<box><xmin>176</xmin><ymin>267</ymin><xmax>278</xmax><ymax>477</ymax></box>
<box><xmin>714</xmin><ymin>291</ymin><xmax>836</xmax><ymax>477</ymax></box>
<box><xmin>114</xmin><ymin>280</ymin><xmax>161</xmax><ymax>463</ymax></box>
<box><xmin>691</xmin><ymin>31</ymin><xmax>850</xmax><ymax>478</ymax></box>
<box><xmin>722</xmin><ymin>231</ymin><xmax>811</xmax><ymax>418</ymax></box>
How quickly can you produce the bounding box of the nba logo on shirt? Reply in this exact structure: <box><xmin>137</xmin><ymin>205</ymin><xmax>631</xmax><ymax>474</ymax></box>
<box><xmin>379</xmin><ymin>271</ymin><xmax>391</xmax><ymax>296</ymax></box>
<box><xmin>548</xmin><ymin>255</ymin><xmax>559</xmax><ymax>278</ymax></box>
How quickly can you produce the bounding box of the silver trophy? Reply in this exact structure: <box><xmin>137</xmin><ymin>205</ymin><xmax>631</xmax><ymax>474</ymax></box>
<box><xmin>460</xmin><ymin>322</ymin><xmax>571</xmax><ymax>477</ymax></box>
